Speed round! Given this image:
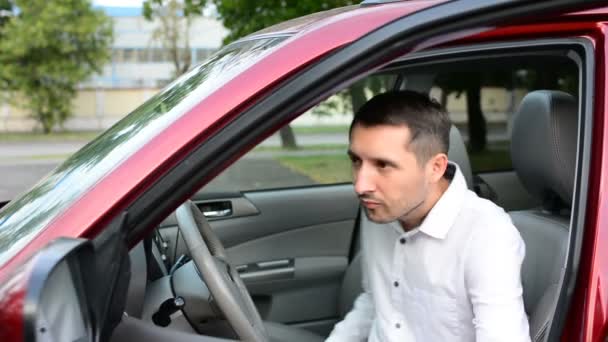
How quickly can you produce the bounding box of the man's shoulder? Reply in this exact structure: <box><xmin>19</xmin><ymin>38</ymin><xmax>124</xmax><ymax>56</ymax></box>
<box><xmin>463</xmin><ymin>190</ymin><xmax>511</xmax><ymax>222</ymax></box>
<box><xmin>460</xmin><ymin>191</ymin><xmax>523</xmax><ymax>244</ymax></box>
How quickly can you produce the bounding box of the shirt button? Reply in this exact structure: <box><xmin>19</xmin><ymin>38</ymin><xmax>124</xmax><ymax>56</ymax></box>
<box><xmin>400</xmin><ymin>238</ymin><xmax>406</xmax><ymax>244</ymax></box>
<box><xmin>395</xmin><ymin>323</ymin><xmax>401</xmax><ymax>329</ymax></box>
<box><xmin>394</xmin><ymin>281</ymin><xmax>399</xmax><ymax>287</ymax></box>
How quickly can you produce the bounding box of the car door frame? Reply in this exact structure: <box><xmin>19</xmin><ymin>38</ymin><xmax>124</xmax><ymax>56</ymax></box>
<box><xmin>112</xmin><ymin>1</ymin><xmax>602</xmax><ymax>340</ymax></box>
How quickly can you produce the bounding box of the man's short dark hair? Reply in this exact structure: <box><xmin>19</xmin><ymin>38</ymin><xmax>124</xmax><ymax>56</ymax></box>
<box><xmin>350</xmin><ymin>90</ymin><xmax>451</xmax><ymax>164</ymax></box>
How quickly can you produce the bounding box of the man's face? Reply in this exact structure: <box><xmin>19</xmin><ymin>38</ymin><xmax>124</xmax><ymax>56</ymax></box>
<box><xmin>348</xmin><ymin>123</ymin><xmax>431</xmax><ymax>224</ymax></box>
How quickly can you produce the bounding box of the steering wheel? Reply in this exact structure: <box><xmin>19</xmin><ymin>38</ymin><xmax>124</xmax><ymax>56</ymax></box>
<box><xmin>175</xmin><ymin>201</ymin><xmax>267</xmax><ymax>342</ymax></box>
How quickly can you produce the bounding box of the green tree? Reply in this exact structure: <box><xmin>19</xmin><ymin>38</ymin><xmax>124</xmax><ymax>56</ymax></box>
<box><xmin>214</xmin><ymin>0</ymin><xmax>356</xmax><ymax>45</ymax></box>
<box><xmin>0</xmin><ymin>0</ymin><xmax>12</xmax><ymax>27</ymax></box>
<box><xmin>0</xmin><ymin>0</ymin><xmax>113</xmax><ymax>133</ymax></box>
<box><xmin>143</xmin><ymin>0</ymin><xmax>206</xmax><ymax>77</ymax></box>
<box><xmin>142</xmin><ymin>0</ymin><xmax>356</xmax><ymax>148</ymax></box>
<box><xmin>435</xmin><ymin>72</ymin><xmax>491</xmax><ymax>152</ymax></box>
<box><xmin>435</xmin><ymin>61</ymin><xmax>578</xmax><ymax>152</ymax></box>
<box><xmin>214</xmin><ymin>0</ymin><xmax>356</xmax><ymax>148</ymax></box>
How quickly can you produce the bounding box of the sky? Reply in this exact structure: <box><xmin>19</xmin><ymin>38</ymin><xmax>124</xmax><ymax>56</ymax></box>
<box><xmin>93</xmin><ymin>0</ymin><xmax>143</xmax><ymax>7</ymax></box>
<box><xmin>92</xmin><ymin>0</ymin><xmax>217</xmax><ymax>16</ymax></box>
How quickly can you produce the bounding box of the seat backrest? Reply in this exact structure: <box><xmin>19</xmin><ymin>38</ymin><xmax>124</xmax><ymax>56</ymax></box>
<box><xmin>448</xmin><ymin>125</ymin><xmax>473</xmax><ymax>188</ymax></box>
<box><xmin>338</xmin><ymin>125</ymin><xmax>473</xmax><ymax>316</ymax></box>
<box><xmin>509</xmin><ymin>90</ymin><xmax>578</xmax><ymax>341</ymax></box>
<box><xmin>509</xmin><ymin>211</ymin><xmax>568</xmax><ymax>341</ymax></box>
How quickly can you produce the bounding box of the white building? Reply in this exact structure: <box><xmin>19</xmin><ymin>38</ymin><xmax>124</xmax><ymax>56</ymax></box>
<box><xmin>88</xmin><ymin>6</ymin><xmax>229</xmax><ymax>88</ymax></box>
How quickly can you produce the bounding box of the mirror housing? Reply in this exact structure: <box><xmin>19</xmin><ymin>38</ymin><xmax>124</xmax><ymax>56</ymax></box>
<box><xmin>24</xmin><ymin>238</ymin><xmax>95</xmax><ymax>342</ymax></box>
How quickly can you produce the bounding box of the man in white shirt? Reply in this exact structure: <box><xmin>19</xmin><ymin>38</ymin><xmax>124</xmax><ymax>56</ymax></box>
<box><xmin>326</xmin><ymin>91</ymin><xmax>530</xmax><ymax>342</ymax></box>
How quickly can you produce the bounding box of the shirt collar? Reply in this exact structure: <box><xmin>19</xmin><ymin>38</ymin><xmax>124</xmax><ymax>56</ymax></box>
<box><xmin>403</xmin><ymin>162</ymin><xmax>467</xmax><ymax>240</ymax></box>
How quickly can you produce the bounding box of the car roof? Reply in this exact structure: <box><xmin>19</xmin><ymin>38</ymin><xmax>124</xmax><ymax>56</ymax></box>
<box><xmin>243</xmin><ymin>1</ymin><xmax>445</xmax><ymax>39</ymax></box>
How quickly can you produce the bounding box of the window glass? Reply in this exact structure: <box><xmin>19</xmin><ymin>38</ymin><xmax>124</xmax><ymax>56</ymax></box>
<box><xmin>112</xmin><ymin>48</ymin><xmax>123</xmax><ymax>63</ymax></box>
<box><xmin>136</xmin><ymin>49</ymin><xmax>149</xmax><ymax>63</ymax></box>
<box><xmin>202</xmin><ymin>53</ymin><xmax>580</xmax><ymax>195</ymax></box>
<box><xmin>0</xmin><ymin>36</ymin><xmax>288</xmax><ymax>267</ymax></box>
<box><xmin>194</xmin><ymin>48</ymin><xmax>214</xmax><ymax>63</ymax></box>
<box><xmin>202</xmin><ymin>74</ymin><xmax>397</xmax><ymax>192</ymax></box>
<box><xmin>428</xmin><ymin>56</ymin><xmax>579</xmax><ymax>173</ymax></box>
<box><xmin>122</xmin><ymin>48</ymin><xmax>135</xmax><ymax>63</ymax></box>
<box><xmin>149</xmin><ymin>48</ymin><xmax>169</xmax><ymax>63</ymax></box>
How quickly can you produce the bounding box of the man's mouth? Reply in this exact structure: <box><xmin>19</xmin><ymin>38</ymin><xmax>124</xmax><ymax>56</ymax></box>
<box><xmin>361</xmin><ymin>199</ymin><xmax>381</xmax><ymax>209</ymax></box>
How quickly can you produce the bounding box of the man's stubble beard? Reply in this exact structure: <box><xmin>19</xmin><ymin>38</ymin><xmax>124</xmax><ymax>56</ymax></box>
<box><xmin>363</xmin><ymin>198</ymin><xmax>425</xmax><ymax>225</ymax></box>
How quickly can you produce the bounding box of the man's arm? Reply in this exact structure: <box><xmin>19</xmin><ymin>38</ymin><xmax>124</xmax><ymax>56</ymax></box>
<box><xmin>325</xmin><ymin>252</ymin><xmax>375</xmax><ymax>342</ymax></box>
<box><xmin>325</xmin><ymin>291</ymin><xmax>374</xmax><ymax>342</ymax></box>
<box><xmin>465</xmin><ymin>221</ymin><xmax>531</xmax><ymax>342</ymax></box>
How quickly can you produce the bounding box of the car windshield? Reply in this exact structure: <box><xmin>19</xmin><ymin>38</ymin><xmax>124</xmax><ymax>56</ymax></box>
<box><xmin>0</xmin><ymin>35</ymin><xmax>288</xmax><ymax>267</ymax></box>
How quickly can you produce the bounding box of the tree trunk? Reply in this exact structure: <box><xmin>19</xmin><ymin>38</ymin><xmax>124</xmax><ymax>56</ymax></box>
<box><xmin>39</xmin><ymin>110</ymin><xmax>53</xmax><ymax>134</ymax></box>
<box><xmin>349</xmin><ymin>82</ymin><xmax>367</xmax><ymax>114</ymax></box>
<box><xmin>466</xmin><ymin>75</ymin><xmax>487</xmax><ymax>152</ymax></box>
<box><xmin>41</xmin><ymin>120</ymin><xmax>52</xmax><ymax>134</ymax></box>
<box><xmin>279</xmin><ymin>125</ymin><xmax>297</xmax><ymax>149</ymax></box>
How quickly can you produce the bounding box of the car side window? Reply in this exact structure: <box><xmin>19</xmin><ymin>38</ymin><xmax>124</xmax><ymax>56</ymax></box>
<box><xmin>203</xmin><ymin>52</ymin><xmax>581</xmax><ymax>194</ymax></box>
<box><xmin>202</xmin><ymin>74</ymin><xmax>396</xmax><ymax>192</ymax></box>
<box><xmin>428</xmin><ymin>56</ymin><xmax>579</xmax><ymax>173</ymax></box>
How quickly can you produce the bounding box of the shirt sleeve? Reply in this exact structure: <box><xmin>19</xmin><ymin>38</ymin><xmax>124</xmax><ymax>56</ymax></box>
<box><xmin>325</xmin><ymin>248</ymin><xmax>375</xmax><ymax>342</ymax></box>
<box><xmin>465</xmin><ymin>220</ymin><xmax>531</xmax><ymax>342</ymax></box>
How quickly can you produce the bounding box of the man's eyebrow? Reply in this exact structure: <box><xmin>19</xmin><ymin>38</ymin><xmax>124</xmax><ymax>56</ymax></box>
<box><xmin>372</xmin><ymin>157</ymin><xmax>399</xmax><ymax>168</ymax></box>
<box><xmin>347</xmin><ymin>150</ymin><xmax>398</xmax><ymax>168</ymax></box>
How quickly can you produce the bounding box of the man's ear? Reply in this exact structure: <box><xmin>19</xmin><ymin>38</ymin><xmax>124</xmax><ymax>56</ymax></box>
<box><xmin>427</xmin><ymin>153</ymin><xmax>449</xmax><ymax>183</ymax></box>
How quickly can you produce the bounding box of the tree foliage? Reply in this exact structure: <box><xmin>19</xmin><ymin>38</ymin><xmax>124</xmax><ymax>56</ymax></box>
<box><xmin>213</xmin><ymin>0</ymin><xmax>357</xmax><ymax>148</ymax></box>
<box><xmin>142</xmin><ymin>0</ymin><xmax>357</xmax><ymax>148</ymax></box>
<box><xmin>0</xmin><ymin>0</ymin><xmax>113</xmax><ymax>133</ymax></box>
<box><xmin>435</xmin><ymin>62</ymin><xmax>578</xmax><ymax>152</ymax></box>
<box><xmin>213</xmin><ymin>0</ymin><xmax>356</xmax><ymax>45</ymax></box>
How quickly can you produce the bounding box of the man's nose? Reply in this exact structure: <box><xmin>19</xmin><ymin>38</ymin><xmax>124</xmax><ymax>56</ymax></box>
<box><xmin>354</xmin><ymin>166</ymin><xmax>375</xmax><ymax>195</ymax></box>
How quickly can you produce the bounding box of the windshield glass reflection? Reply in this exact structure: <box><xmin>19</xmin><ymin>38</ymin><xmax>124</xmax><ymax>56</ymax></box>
<box><xmin>0</xmin><ymin>36</ymin><xmax>287</xmax><ymax>267</ymax></box>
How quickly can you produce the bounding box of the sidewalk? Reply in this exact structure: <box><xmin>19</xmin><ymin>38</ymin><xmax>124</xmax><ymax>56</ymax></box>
<box><xmin>0</xmin><ymin>132</ymin><xmax>349</xmax><ymax>164</ymax></box>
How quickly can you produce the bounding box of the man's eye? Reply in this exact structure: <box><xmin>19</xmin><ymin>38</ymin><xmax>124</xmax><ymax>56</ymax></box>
<box><xmin>376</xmin><ymin>161</ymin><xmax>388</xmax><ymax>169</ymax></box>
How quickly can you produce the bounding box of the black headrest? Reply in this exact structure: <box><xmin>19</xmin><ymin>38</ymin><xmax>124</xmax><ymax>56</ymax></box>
<box><xmin>510</xmin><ymin>90</ymin><xmax>578</xmax><ymax>209</ymax></box>
<box><xmin>448</xmin><ymin>125</ymin><xmax>473</xmax><ymax>189</ymax></box>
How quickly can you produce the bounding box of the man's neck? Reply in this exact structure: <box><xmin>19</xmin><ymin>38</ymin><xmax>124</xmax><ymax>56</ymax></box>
<box><xmin>398</xmin><ymin>177</ymin><xmax>451</xmax><ymax>232</ymax></box>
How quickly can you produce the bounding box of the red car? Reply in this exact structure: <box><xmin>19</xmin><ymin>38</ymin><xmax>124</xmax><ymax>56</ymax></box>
<box><xmin>1</xmin><ymin>0</ymin><xmax>607</xmax><ymax>341</ymax></box>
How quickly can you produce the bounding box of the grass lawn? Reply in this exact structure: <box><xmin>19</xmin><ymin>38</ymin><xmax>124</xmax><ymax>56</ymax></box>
<box><xmin>469</xmin><ymin>149</ymin><xmax>512</xmax><ymax>173</ymax></box>
<box><xmin>0</xmin><ymin>131</ymin><xmax>101</xmax><ymax>142</ymax></box>
<box><xmin>276</xmin><ymin>148</ymin><xmax>512</xmax><ymax>184</ymax></box>
<box><xmin>292</xmin><ymin>125</ymin><xmax>349</xmax><ymax>135</ymax></box>
<box><xmin>253</xmin><ymin>144</ymin><xmax>348</xmax><ymax>152</ymax></box>
<box><xmin>276</xmin><ymin>154</ymin><xmax>352</xmax><ymax>184</ymax></box>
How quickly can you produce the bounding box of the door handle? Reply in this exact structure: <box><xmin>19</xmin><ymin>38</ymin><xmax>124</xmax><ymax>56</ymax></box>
<box><xmin>237</xmin><ymin>259</ymin><xmax>295</xmax><ymax>282</ymax></box>
<box><xmin>203</xmin><ymin>208</ymin><xmax>232</xmax><ymax>218</ymax></box>
<box><xmin>196</xmin><ymin>201</ymin><xmax>233</xmax><ymax>218</ymax></box>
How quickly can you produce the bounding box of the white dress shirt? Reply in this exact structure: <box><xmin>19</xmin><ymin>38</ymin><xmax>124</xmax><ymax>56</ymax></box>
<box><xmin>326</xmin><ymin>163</ymin><xmax>530</xmax><ymax>342</ymax></box>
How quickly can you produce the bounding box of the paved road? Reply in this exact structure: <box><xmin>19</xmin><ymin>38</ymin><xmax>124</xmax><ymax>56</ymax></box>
<box><xmin>0</xmin><ymin>133</ymin><xmax>347</xmax><ymax>201</ymax></box>
<box><xmin>0</xmin><ymin>153</ymin><xmax>319</xmax><ymax>202</ymax></box>
<box><xmin>0</xmin><ymin>141</ymin><xmax>85</xmax><ymax>159</ymax></box>
<box><xmin>0</xmin><ymin>127</ymin><xmax>508</xmax><ymax>201</ymax></box>
<box><xmin>0</xmin><ymin>133</ymin><xmax>348</xmax><ymax>161</ymax></box>
<box><xmin>0</xmin><ymin>161</ymin><xmax>57</xmax><ymax>201</ymax></box>
<box><xmin>0</xmin><ymin>127</ymin><xmax>509</xmax><ymax>161</ymax></box>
